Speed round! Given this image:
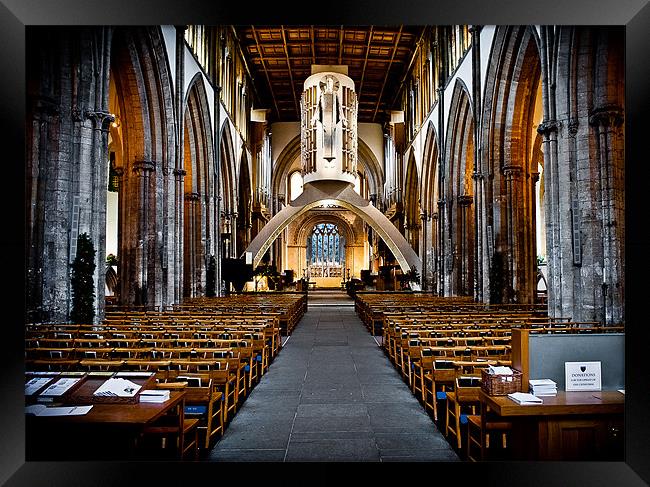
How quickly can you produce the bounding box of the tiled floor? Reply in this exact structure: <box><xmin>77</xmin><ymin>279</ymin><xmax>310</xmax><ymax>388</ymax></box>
<box><xmin>209</xmin><ymin>296</ymin><xmax>459</xmax><ymax>462</ymax></box>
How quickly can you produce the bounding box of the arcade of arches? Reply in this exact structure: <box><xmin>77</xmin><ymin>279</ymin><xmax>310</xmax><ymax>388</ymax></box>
<box><xmin>26</xmin><ymin>25</ymin><xmax>624</xmax><ymax>326</ymax></box>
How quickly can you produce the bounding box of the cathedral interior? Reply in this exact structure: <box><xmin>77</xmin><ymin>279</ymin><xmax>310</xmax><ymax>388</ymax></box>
<box><xmin>20</xmin><ymin>23</ymin><xmax>636</xmax><ymax>471</ymax></box>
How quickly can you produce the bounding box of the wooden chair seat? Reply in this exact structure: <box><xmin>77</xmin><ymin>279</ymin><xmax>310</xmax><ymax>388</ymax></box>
<box><xmin>466</xmin><ymin>413</ymin><xmax>512</xmax><ymax>461</ymax></box>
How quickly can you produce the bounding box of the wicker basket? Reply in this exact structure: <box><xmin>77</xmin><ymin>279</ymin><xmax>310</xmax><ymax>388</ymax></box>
<box><xmin>481</xmin><ymin>368</ymin><xmax>522</xmax><ymax>396</ymax></box>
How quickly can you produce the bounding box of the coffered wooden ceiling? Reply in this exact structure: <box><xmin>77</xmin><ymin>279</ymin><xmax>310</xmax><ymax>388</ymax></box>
<box><xmin>233</xmin><ymin>25</ymin><xmax>425</xmax><ymax>123</ymax></box>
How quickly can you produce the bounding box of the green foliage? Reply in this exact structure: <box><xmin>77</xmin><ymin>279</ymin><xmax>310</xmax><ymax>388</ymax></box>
<box><xmin>106</xmin><ymin>253</ymin><xmax>118</xmax><ymax>267</ymax></box>
<box><xmin>70</xmin><ymin>233</ymin><xmax>96</xmax><ymax>324</ymax></box>
<box><xmin>206</xmin><ymin>255</ymin><xmax>216</xmax><ymax>297</ymax></box>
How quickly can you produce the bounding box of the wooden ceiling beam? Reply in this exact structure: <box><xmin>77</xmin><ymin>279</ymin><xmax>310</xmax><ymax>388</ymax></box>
<box><xmin>251</xmin><ymin>25</ymin><xmax>282</xmax><ymax>120</ymax></box>
<box><xmin>280</xmin><ymin>25</ymin><xmax>300</xmax><ymax>116</ymax></box>
<box><xmin>338</xmin><ymin>25</ymin><xmax>344</xmax><ymax>65</ymax></box>
<box><xmin>372</xmin><ymin>25</ymin><xmax>403</xmax><ymax>122</ymax></box>
<box><xmin>357</xmin><ymin>26</ymin><xmax>374</xmax><ymax>101</ymax></box>
<box><xmin>390</xmin><ymin>26</ymin><xmax>428</xmax><ymax>109</ymax></box>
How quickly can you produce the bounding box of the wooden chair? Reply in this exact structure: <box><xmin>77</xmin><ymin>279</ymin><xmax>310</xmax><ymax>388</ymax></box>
<box><xmin>445</xmin><ymin>372</ymin><xmax>482</xmax><ymax>450</ymax></box>
<box><xmin>466</xmin><ymin>405</ymin><xmax>512</xmax><ymax>461</ymax></box>
<box><xmin>163</xmin><ymin>374</ymin><xmax>224</xmax><ymax>451</ymax></box>
<box><xmin>424</xmin><ymin>359</ymin><xmax>456</xmax><ymax>422</ymax></box>
<box><xmin>139</xmin><ymin>385</ymin><xmax>198</xmax><ymax>460</ymax></box>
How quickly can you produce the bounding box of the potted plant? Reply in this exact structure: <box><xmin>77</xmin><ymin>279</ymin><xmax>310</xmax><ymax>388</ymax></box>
<box><xmin>70</xmin><ymin>233</ymin><xmax>96</xmax><ymax>324</ymax></box>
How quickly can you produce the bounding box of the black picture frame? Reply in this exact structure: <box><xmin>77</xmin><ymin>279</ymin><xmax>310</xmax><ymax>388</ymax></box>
<box><xmin>3</xmin><ymin>0</ymin><xmax>649</xmax><ymax>484</ymax></box>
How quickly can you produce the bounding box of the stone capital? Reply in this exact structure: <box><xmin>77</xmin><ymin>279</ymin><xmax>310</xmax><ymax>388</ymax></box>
<box><xmin>113</xmin><ymin>167</ymin><xmax>125</xmax><ymax>178</ymax></box>
<box><xmin>85</xmin><ymin>109</ymin><xmax>115</xmax><ymax>131</ymax></box>
<box><xmin>173</xmin><ymin>168</ymin><xmax>187</xmax><ymax>177</ymax></box>
<box><xmin>458</xmin><ymin>195</ymin><xmax>473</xmax><ymax>206</ymax></box>
<box><xmin>133</xmin><ymin>160</ymin><xmax>156</xmax><ymax>174</ymax></box>
<box><xmin>502</xmin><ymin>165</ymin><xmax>523</xmax><ymax>177</ymax></box>
<box><xmin>472</xmin><ymin>171</ymin><xmax>484</xmax><ymax>181</ymax></box>
<box><xmin>184</xmin><ymin>192</ymin><xmax>201</xmax><ymax>201</ymax></box>
<box><xmin>589</xmin><ymin>105</ymin><xmax>624</xmax><ymax>129</ymax></box>
<box><xmin>568</xmin><ymin>118</ymin><xmax>579</xmax><ymax>136</ymax></box>
<box><xmin>537</xmin><ymin>119</ymin><xmax>561</xmax><ymax>136</ymax></box>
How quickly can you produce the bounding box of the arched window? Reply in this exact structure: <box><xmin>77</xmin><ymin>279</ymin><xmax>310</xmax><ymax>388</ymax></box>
<box><xmin>306</xmin><ymin>223</ymin><xmax>345</xmax><ymax>278</ymax></box>
<box><xmin>289</xmin><ymin>171</ymin><xmax>303</xmax><ymax>201</ymax></box>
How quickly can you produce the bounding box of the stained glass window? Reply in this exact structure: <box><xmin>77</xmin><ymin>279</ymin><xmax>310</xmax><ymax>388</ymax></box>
<box><xmin>307</xmin><ymin>223</ymin><xmax>345</xmax><ymax>278</ymax></box>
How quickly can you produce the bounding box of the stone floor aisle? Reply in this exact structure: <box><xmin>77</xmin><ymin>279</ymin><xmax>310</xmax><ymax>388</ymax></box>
<box><xmin>209</xmin><ymin>294</ymin><xmax>459</xmax><ymax>462</ymax></box>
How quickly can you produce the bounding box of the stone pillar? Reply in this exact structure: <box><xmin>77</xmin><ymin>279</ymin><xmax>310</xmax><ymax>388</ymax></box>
<box><xmin>173</xmin><ymin>168</ymin><xmax>186</xmax><ymax>302</ymax></box>
<box><xmin>503</xmin><ymin>165</ymin><xmax>525</xmax><ymax>302</ymax></box>
<box><xmin>26</xmin><ymin>98</ymin><xmax>60</xmax><ymax>323</ymax></box>
<box><xmin>85</xmin><ymin>109</ymin><xmax>115</xmax><ymax>322</ymax></box>
<box><xmin>470</xmin><ymin>25</ymin><xmax>483</xmax><ymax>303</ymax></box>
<box><xmin>472</xmin><ymin>171</ymin><xmax>485</xmax><ymax>302</ymax></box>
<box><xmin>133</xmin><ymin>160</ymin><xmax>156</xmax><ymax>306</ymax></box>
<box><xmin>431</xmin><ymin>212</ymin><xmax>439</xmax><ymax>294</ymax></box>
<box><xmin>420</xmin><ymin>211</ymin><xmax>428</xmax><ymax>290</ymax></box>
<box><xmin>174</xmin><ymin>25</ymin><xmax>187</xmax><ymax>305</ymax></box>
<box><xmin>529</xmin><ymin>169</ymin><xmax>540</xmax><ymax>302</ymax></box>
<box><xmin>538</xmin><ymin>26</ymin><xmax>562</xmax><ymax>317</ymax></box>
<box><xmin>458</xmin><ymin>194</ymin><xmax>473</xmax><ymax>296</ymax></box>
<box><xmin>589</xmin><ymin>106</ymin><xmax>624</xmax><ymax>324</ymax></box>
<box><xmin>184</xmin><ymin>191</ymin><xmax>200</xmax><ymax>296</ymax></box>
<box><xmin>437</xmin><ymin>198</ymin><xmax>447</xmax><ymax>295</ymax></box>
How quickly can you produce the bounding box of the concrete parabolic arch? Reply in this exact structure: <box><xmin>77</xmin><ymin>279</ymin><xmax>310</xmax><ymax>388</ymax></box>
<box><xmin>244</xmin><ymin>180</ymin><xmax>422</xmax><ymax>290</ymax></box>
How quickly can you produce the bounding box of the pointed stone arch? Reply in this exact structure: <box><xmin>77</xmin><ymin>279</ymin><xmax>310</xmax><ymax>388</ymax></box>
<box><xmin>420</xmin><ymin>121</ymin><xmax>439</xmax><ymax>290</ymax></box>
<box><xmin>481</xmin><ymin>25</ymin><xmax>542</xmax><ymax>304</ymax></box>
<box><xmin>182</xmin><ymin>73</ymin><xmax>215</xmax><ymax>298</ymax></box>
<box><xmin>110</xmin><ymin>26</ymin><xmax>177</xmax><ymax>308</ymax></box>
<box><xmin>403</xmin><ymin>150</ymin><xmax>420</xmax><ymax>254</ymax></box>
<box><xmin>443</xmin><ymin>78</ymin><xmax>475</xmax><ymax>296</ymax></box>
<box><xmin>219</xmin><ymin>122</ymin><xmax>237</xmax><ymax>216</ymax></box>
<box><xmin>236</xmin><ymin>150</ymin><xmax>253</xmax><ymax>257</ymax></box>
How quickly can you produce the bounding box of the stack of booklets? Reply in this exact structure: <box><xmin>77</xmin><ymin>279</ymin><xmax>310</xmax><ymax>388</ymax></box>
<box><xmin>37</xmin><ymin>377</ymin><xmax>83</xmax><ymax>403</ymax></box>
<box><xmin>507</xmin><ymin>392</ymin><xmax>543</xmax><ymax>405</ymax></box>
<box><xmin>139</xmin><ymin>389</ymin><xmax>170</xmax><ymax>403</ymax></box>
<box><xmin>529</xmin><ymin>379</ymin><xmax>558</xmax><ymax>396</ymax></box>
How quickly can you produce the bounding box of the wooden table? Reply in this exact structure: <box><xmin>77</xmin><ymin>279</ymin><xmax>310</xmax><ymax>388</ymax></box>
<box><xmin>26</xmin><ymin>375</ymin><xmax>186</xmax><ymax>460</ymax></box>
<box><xmin>479</xmin><ymin>390</ymin><xmax>624</xmax><ymax>460</ymax></box>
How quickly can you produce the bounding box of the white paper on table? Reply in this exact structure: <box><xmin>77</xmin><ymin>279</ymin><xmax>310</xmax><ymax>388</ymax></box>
<box><xmin>25</xmin><ymin>377</ymin><xmax>53</xmax><ymax>395</ymax></box>
<box><xmin>26</xmin><ymin>404</ymin><xmax>93</xmax><ymax>416</ymax></box>
<box><xmin>93</xmin><ymin>378</ymin><xmax>141</xmax><ymax>397</ymax></box>
<box><xmin>40</xmin><ymin>378</ymin><xmax>81</xmax><ymax>396</ymax></box>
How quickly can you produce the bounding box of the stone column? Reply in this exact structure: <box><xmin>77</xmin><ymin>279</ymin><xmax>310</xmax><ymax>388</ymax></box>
<box><xmin>437</xmin><ymin>198</ymin><xmax>447</xmax><ymax>295</ymax></box>
<box><xmin>458</xmin><ymin>194</ymin><xmax>473</xmax><ymax>296</ymax></box>
<box><xmin>470</xmin><ymin>25</ymin><xmax>483</xmax><ymax>303</ymax></box>
<box><xmin>537</xmin><ymin>119</ymin><xmax>562</xmax><ymax>313</ymax></box>
<box><xmin>85</xmin><ymin>109</ymin><xmax>115</xmax><ymax>321</ymax></box>
<box><xmin>173</xmin><ymin>168</ymin><xmax>186</xmax><ymax>302</ymax></box>
<box><xmin>589</xmin><ymin>106</ymin><xmax>624</xmax><ymax>324</ymax></box>
<box><xmin>472</xmin><ymin>171</ymin><xmax>485</xmax><ymax>302</ymax></box>
<box><xmin>420</xmin><ymin>211</ymin><xmax>428</xmax><ymax>290</ymax></box>
<box><xmin>431</xmin><ymin>212</ymin><xmax>439</xmax><ymax>295</ymax></box>
<box><xmin>174</xmin><ymin>26</ymin><xmax>187</xmax><ymax>305</ymax></box>
<box><xmin>133</xmin><ymin>160</ymin><xmax>155</xmax><ymax>306</ymax></box>
<box><xmin>503</xmin><ymin>165</ymin><xmax>525</xmax><ymax>302</ymax></box>
<box><xmin>184</xmin><ymin>191</ymin><xmax>200</xmax><ymax>296</ymax></box>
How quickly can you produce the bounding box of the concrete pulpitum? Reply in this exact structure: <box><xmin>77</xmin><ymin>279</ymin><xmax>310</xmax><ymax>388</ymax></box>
<box><xmin>245</xmin><ymin>71</ymin><xmax>422</xmax><ymax>283</ymax></box>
